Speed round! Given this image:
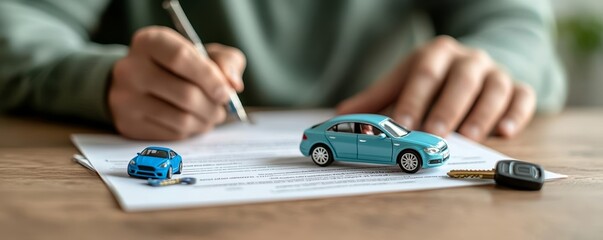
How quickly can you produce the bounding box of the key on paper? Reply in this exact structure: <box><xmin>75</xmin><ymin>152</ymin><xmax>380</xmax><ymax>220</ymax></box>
<box><xmin>447</xmin><ymin>160</ymin><xmax>545</xmax><ymax>191</ymax></box>
<box><xmin>148</xmin><ymin>177</ymin><xmax>196</xmax><ymax>187</ymax></box>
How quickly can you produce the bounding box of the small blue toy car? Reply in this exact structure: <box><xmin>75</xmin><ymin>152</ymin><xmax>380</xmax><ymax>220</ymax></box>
<box><xmin>300</xmin><ymin>114</ymin><xmax>449</xmax><ymax>173</ymax></box>
<box><xmin>127</xmin><ymin>146</ymin><xmax>183</xmax><ymax>179</ymax></box>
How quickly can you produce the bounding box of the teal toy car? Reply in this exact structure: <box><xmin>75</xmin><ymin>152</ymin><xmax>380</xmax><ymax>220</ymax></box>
<box><xmin>300</xmin><ymin>114</ymin><xmax>449</xmax><ymax>173</ymax></box>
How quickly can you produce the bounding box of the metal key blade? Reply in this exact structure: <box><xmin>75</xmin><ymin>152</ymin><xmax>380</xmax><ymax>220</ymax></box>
<box><xmin>447</xmin><ymin>169</ymin><xmax>496</xmax><ymax>179</ymax></box>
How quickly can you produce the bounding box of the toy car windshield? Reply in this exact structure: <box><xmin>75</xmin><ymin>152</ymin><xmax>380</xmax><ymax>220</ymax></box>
<box><xmin>380</xmin><ymin>119</ymin><xmax>410</xmax><ymax>138</ymax></box>
<box><xmin>141</xmin><ymin>149</ymin><xmax>168</xmax><ymax>158</ymax></box>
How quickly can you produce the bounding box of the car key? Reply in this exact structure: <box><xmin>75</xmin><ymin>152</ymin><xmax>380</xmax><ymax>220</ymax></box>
<box><xmin>447</xmin><ymin>160</ymin><xmax>545</xmax><ymax>190</ymax></box>
<box><xmin>148</xmin><ymin>177</ymin><xmax>196</xmax><ymax>187</ymax></box>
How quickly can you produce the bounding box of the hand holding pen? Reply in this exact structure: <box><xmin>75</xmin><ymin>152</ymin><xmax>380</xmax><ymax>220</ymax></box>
<box><xmin>163</xmin><ymin>0</ymin><xmax>249</xmax><ymax>123</ymax></box>
<box><xmin>107</xmin><ymin>1</ymin><xmax>248</xmax><ymax>140</ymax></box>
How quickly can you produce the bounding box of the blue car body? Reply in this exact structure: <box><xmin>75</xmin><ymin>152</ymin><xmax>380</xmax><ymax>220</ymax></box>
<box><xmin>127</xmin><ymin>146</ymin><xmax>183</xmax><ymax>179</ymax></box>
<box><xmin>300</xmin><ymin>114</ymin><xmax>449</xmax><ymax>173</ymax></box>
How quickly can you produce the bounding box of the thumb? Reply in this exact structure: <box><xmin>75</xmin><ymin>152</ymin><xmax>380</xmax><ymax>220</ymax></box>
<box><xmin>336</xmin><ymin>60</ymin><xmax>410</xmax><ymax>114</ymax></box>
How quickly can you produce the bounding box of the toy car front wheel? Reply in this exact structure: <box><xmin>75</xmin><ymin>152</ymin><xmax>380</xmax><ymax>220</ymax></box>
<box><xmin>167</xmin><ymin>166</ymin><xmax>173</xmax><ymax>179</ymax></box>
<box><xmin>311</xmin><ymin>145</ymin><xmax>334</xmax><ymax>167</ymax></box>
<box><xmin>176</xmin><ymin>161</ymin><xmax>182</xmax><ymax>174</ymax></box>
<box><xmin>398</xmin><ymin>150</ymin><xmax>422</xmax><ymax>173</ymax></box>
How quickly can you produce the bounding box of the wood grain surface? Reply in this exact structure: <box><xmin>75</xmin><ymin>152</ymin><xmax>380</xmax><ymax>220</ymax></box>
<box><xmin>1</xmin><ymin>109</ymin><xmax>602</xmax><ymax>240</ymax></box>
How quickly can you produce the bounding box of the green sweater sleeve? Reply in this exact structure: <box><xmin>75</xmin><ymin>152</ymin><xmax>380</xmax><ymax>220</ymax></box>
<box><xmin>420</xmin><ymin>0</ymin><xmax>567</xmax><ymax>114</ymax></box>
<box><xmin>0</xmin><ymin>0</ymin><xmax>126</xmax><ymax>123</ymax></box>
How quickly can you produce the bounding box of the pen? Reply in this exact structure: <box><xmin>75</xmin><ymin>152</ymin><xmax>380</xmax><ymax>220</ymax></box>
<box><xmin>163</xmin><ymin>0</ymin><xmax>250</xmax><ymax>123</ymax></box>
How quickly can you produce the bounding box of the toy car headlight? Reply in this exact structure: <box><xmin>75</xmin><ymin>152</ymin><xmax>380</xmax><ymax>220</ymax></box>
<box><xmin>129</xmin><ymin>160</ymin><xmax>136</xmax><ymax>165</ymax></box>
<box><xmin>424</xmin><ymin>147</ymin><xmax>440</xmax><ymax>154</ymax></box>
<box><xmin>160</xmin><ymin>162</ymin><xmax>169</xmax><ymax>168</ymax></box>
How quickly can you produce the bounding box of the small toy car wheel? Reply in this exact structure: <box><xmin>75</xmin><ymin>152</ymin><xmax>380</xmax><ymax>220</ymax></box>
<box><xmin>398</xmin><ymin>150</ymin><xmax>422</xmax><ymax>173</ymax></box>
<box><xmin>176</xmin><ymin>161</ymin><xmax>183</xmax><ymax>174</ymax></box>
<box><xmin>167</xmin><ymin>166</ymin><xmax>173</xmax><ymax>179</ymax></box>
<box><xmin>311</xmin><ymin>144</ymin><xmax>334</xmax><ymax>167</ymax></box>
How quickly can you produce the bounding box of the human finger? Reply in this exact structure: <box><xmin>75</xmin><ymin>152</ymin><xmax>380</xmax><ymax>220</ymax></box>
<box><xmin>458</xmin><ymin>69</ymin><xmax>513</xmax><ymax>141</ymax></box>
<box><xmin>423</xmin><ymin>49</ymin><xmax>493</xmax><ymax>137</ymax></box>
<box><xmin>207</xmin><ymin>43</ymin><xmax>247</xmax><ymax>92</ymax></box>
<box><xmin>142</xmin><ymin>62</ymin><xmax>227</xmax><ymax>125</ymax></box>
<box><xmin>140</xmin><ymin>95</ymin><xmax>211</xmax><ymax>139</ymax></box>
<box><xmin>392</xmin><ymin>36</ymin><xmax>462</xmax><ymax>129</ymax></box>
<box><xmin>131</xmin><ymin>26</ymin><xmax>231</xmax><ymax>103</ymax></box>
<box><xmin>120</xmin><ymin>120</ymin><xmax>185</xmax><ymax>141</ymax></box>
<box><xmin>109</xmin><ymin>88</ymin><xmax>191</xmax><ymax>141</ymax></box>
<box><xmin>497</xmin><ymin>83</ymin><xmax>536</xmax><ymax>138</ymax></box>
<box><xmin>336</xmin><ymin>56</ymin><xmax>413</xmax><ymax>114</ymax></box>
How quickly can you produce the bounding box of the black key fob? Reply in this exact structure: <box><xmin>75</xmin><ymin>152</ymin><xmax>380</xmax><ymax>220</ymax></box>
<box><xmin>495</xmin><ymin>160</ymin><xmax>545</xmax><ymax>191</ymax></box>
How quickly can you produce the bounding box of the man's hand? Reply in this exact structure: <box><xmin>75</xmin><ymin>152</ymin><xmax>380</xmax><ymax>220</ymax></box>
<box><xmin>109</xmin><ymin>26</ymin><xmax>246</xmax><ymax>140</ymax></box>
<box><xmin>337</xmin><ymin>36</ymin><xmax>536</xmax><ymax>141</ymax></box>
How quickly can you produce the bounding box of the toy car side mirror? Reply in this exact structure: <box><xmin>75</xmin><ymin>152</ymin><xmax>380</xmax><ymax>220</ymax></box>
<box><xmin>137</xmin><ymin>152</ymin><xmax>140</xmax><ymax>156</ymax></box>
<box><xmin>378</xmin><ymin>133</ymin><xmax>386</xmax><ymax>139</ymax></box>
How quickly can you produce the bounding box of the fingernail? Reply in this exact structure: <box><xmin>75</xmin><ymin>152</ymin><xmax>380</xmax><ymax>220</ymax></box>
<box><xmin>428</xmin><ymin>120</ymin><xmax>447</xmax><ymax>137</ymax></box>
<box><xmin>213</xmin><ymin>86</ymin><xmax>230</xmax><ymax>102</ymax></box>
<box><xmin>463</xmin><ymin>124</ymin><xmax>481</xmax><ymax>140</ymax></box>
<box><xmin>500</xmin><ymin>118</ymin><xmax>516</xmax><ymax>135</ymax></box>
<box><xmin>397</xmin><ymin>115</ymin><xmax>414</xmax><ymax>129</ymax></box>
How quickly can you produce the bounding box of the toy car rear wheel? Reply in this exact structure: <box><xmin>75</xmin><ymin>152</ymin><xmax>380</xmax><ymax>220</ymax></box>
<box><xmin>167</xmin><ymin>166</ymin><xmax>173</xmax><ymax>179</ymax></box>
<box><xmin>398</xmin><ymin>150</ymin><xmax>422</xmax><ymax>173</ymax></box>
<box><xmin>311</xmin><ymin>145</ymin><xmax>334</xmax><ymax>167</ymax></box>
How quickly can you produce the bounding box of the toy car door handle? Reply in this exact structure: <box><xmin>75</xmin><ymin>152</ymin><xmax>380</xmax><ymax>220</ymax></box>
<box><xmin>359</xmin><ymin>139</ymin><xmax>367</xmax><ymax>143</ymax></box>
<box><xmin>394</xmin><ymin>143</ymin><xmax>400</xmax><ymax>146</ymax></box>
<box><xmin>329</xmin><ymin>136</ymin><xmax>336</xmax><ymax>139</ymax></box>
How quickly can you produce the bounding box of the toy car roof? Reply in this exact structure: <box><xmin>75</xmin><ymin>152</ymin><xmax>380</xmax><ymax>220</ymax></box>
<box><xmin>327</xmin><ymin>114</ymin><xmax>390</xmax><ymax>125</ymax></box>
<box><xmin>144</xmin><ymin>146</ymin><xmax>173</xmax><ymax>151</ymax></box>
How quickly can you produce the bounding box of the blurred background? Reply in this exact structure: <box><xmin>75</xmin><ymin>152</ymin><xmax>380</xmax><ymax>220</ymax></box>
<box><xmin>553</xmin><ymin>0</ymin><xmax>603</xmax><ymax>106</ymax></box>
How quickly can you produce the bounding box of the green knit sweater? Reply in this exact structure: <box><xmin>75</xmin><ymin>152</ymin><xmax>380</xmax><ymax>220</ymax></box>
<box><xmin>0</xmin><ymin>0</ymin><xmax>566</xmax><ymax>123</ymax></box>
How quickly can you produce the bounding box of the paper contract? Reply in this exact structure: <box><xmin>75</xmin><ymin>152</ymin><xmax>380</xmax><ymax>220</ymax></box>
<box><xmin>72</xmin><ymin>110</ymin><xmax>565</xmax><ymax>211</ymax></box>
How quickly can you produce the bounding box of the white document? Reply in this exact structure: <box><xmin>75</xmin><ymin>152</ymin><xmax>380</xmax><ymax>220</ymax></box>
<box><xmin>72</xmin><ymin>110</ymin><xmax>566</xmax><ymax>212</ymax></box>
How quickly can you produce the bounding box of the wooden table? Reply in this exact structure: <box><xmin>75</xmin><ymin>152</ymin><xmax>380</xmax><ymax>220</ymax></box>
<box><xmin>1</xmin><ymin>108</ymin><xmax>602</xmax><ymax>240</ymax></box>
